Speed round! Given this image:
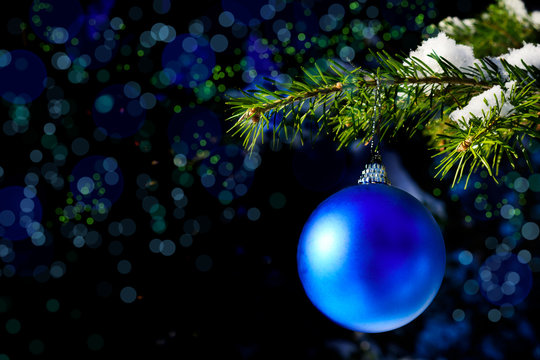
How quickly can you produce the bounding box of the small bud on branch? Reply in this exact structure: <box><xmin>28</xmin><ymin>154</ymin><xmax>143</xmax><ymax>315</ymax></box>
<box><xmin>456</xmin><ymin>137</ymin><xmax>472</xmax><ymax>152</ymax></box>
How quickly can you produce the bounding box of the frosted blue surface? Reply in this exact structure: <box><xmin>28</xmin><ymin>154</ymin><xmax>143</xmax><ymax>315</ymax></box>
<box><xmin>297</xmin><ymin>184</ymin><xmax>446</xmax><ymax>332</ymax></box>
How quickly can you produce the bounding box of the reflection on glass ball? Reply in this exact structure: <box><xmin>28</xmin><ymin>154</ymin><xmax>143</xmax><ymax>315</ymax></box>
<box><xmin>297</xmin><ymin>184</ymin><xmax>446</xmax><ymax>333</ymax></box>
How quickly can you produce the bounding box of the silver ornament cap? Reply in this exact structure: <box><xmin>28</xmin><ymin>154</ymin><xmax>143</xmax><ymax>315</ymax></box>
<box><xmin>358</xmin><ymin>153</ymin><xmax>390</xmax><ymax>185</ymax></box>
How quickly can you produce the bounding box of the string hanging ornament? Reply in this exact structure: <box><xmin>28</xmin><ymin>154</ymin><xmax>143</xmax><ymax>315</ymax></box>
<box><xmin>296</xmin><ymin>76</ymin><xmax>446</xmax><ymax>332</ymax></box>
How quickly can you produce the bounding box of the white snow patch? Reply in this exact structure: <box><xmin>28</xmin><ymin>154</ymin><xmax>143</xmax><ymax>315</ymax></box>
<box><xmin>499</xmin><ymin>42</ymin><xmax>540</xmax><ymax>70</ymax></box>
<box><xmin>462</xmin><ymin>19</ymin><xmax>476</xmax><ymax>28</ymax></box>
<box><xmin>472</xmin><ymin>43</ymin><xmax>540</xmax><ymax>81</ymax></box>
<box><xmin>407</xmin><ymin>32</ymin><xmax>476</xmax><ymax>76</ymax></box>
<box><xmin>532</xmin><ymin>11</ymin><xmax>540</xmax><ymax>30</ymax></box>
<box><xmin>438</xmin><ymin>17</ymin><xmax>475</xmax><ymax>34</ymax></box>
<box><xmin>501</xmin><ymin>0</ymin><xmax>529</xmax><ymax>21</ymax></box>
<box><xmin>404</xmin><ymin>31</ymin><xmax>538</xmax><ymax>128</ymax></box>
<box><xmin>449</xmin><ymin>83</ymin><xmax>515</xmax><ymax>128</ymax></box>
<box><xmin>505</xmin><ymin>80</ymin><xmax>517</xmax><ymax>92</ymax></box>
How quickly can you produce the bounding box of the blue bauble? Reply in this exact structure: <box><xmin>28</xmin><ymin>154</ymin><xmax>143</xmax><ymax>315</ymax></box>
<box><xmin>297</xmin><ymin>184</ymin><xmax>446</xmax><ymax>333</ymax></box>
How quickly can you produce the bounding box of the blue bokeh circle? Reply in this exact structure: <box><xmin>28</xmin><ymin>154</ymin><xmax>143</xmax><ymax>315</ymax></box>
<box><xmin>478</xmin><ymin>253</ymin><xmax>533</xmax><ymax>306</ymax></box>
<box><xmin>0</xmin><ymin>50</ymin><xmax>47</xmax><ymax>104</ymax></box>
<box><xmin>161</xmin><ymin>34</ymin><xmax>215</xmax><ymax>88</ymax></box>
<box><xmin>197</xmin><ymin>144</ymin><xmax>255</xmax><ymax>203</ymax></box>
<box><xmin>297</xmin><ymin>184</ymin><xmax>446</xmax><ymax>333</ymax></box>
<box><xmin>69</xmin><ymin>155</ymin><xmax>124</xmax><ymax>209</ymax></box>
<box><xmin>0</xmin><ymin>186</ymin><xmax>43</xmax><ymax>241</ymax></box>
<box><xmin>29</xmin><ymin>0</ymin><xmax>84</xmax><ymax>44</ymax></box>
<box><xmin>167</xmin><ymin>107</ymin><xmax>222</xmax><ymax>160</ymax></box>
<box><xmin>92</xmin><ymin>84</ymin><xmax>146</xmax><ymax>138</ymax></box>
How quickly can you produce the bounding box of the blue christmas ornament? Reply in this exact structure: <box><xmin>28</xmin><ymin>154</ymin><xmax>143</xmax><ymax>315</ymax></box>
<box><xmin>297</xmin><ymin>162</ymin><xmax>446</xmax><ymax>333</ymax></box>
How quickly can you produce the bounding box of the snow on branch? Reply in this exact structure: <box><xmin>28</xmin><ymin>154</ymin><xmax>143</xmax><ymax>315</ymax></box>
<box><xmin>449</xmin><ymin>82</ymin><xmax>516</xmax><ymax>129</ymax></box>
<box><xmin>407</xmin><ymin>33</ymin><xmax>476</xmax><ymax>76</ymax></box>
<box><xmin>227</xmin><ymin>0</ymin><xmax>540</xmax><ymax>187</ymax></box>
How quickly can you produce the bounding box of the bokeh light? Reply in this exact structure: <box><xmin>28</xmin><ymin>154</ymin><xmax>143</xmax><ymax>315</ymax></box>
<box><xmin>64</xmin><ymin>1</ymin><xmax>120</xmax><ymax>71</ymax></box>
<box><xmin>68</xmin><ymin>156</ymin><xmax>124</xmax><ymax>215</ymax></box>
<box><xmin>161</xmin><ymin>34</ymin><xmax>216</xmax><ymax>88</ymax></box>
<box><xmin>0</xmin><ymin>186</ymin><xmax>43</xmax><ymax>241</ymax></box>
<box><xmin>167</xmin><ymin>107</ymin><xmax>222</xmax><ymax>159</ymax></box>
<box><xmin>221</xmin><ymin>0</ymin><xmax>269</xmax><ymax>24</ymax></box>
<box><xmin>197</xmin><ymin>144</ymin><xmax>257</xmax><ymax>204</ymax></box>
<box><xmin>0</xmin><ymin>50</ymin><xmax>47</xmax><ymax>104</ymax></box>
<box><xmin>478</xmin><ymin>253</ymin><xmax>533</xmax><ymax>306</ymax></box>
<box><xmin>92</xmin><ymin>84</ymin><xmax>147</xmax><ymax>138</ymax></box>
<box><xmin>0</xmin><ymin>0</ymin><xmax>537</xmax><ymax>358</ymax></box>
<box><xmin>120</xmin><ymin>286</ymin><xmax>137</xmax><ymax>303</ymax></box>
<box><xmin>29</xmin><ymin>0</ymin><xmax>84</xmax><ymax>44</ymax></box>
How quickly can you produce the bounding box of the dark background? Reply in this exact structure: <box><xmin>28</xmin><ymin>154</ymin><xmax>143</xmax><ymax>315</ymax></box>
<box><xmin>0</xmin><ymin>0</ymin><xmax>539</xmax><ymax>358</ymax></box>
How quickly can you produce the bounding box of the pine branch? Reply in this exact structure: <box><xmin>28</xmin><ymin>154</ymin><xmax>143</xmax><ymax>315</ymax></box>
<box><xmin>439</xmin><ymin>0</ymin><xmax>539</xmax><ymax>57</ymax></box>
<box><xmin>229</xmin><ymin>75</ymin><xmax>492</xmax><ymax>125</ymax></box>
<box><xmin>226</xmin><ymin>0</ymin><xmax>540</xmax><ymax>187</ymax></box>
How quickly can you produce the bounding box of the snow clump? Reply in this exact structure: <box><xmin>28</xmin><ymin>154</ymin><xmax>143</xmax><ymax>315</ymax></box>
<box><xmin>449</xmin><ymin>81</ymin><xmax>516</xmax><ymax>128</ymax></box>
<box><xmin>407</xmin><ymin>32</ymin><xmax>476</xmax><ymax>76</ymax></box>
<box><xmin>532</xmin><ymin>11</ymin><xmax>540</xmax><ymax>30</ymax></box>
<box><xmin>501</xmin><ymin>0</ymin><xmax>529</xmax><ymax>21</ymax></box>
<box><xmin>499</xmin><ymin>43</ymin><xmax>540</xmax><ymax>70</ymax></box>
<box><xmin>438</xmin><ymin>17</ymin><xmax>476</xmax><ymax>34</ymax></box>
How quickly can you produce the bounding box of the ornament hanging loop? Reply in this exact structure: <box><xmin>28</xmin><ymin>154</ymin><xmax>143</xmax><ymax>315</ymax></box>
<box><xmin>370</xmin><ymin>76</ymin><xmax>381</xmax><ymax>159</ymax></box>
<box><xmin>358</xmin><ymin>72</ymin><xmax>390</xmax><ymax>185</ymax></box>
